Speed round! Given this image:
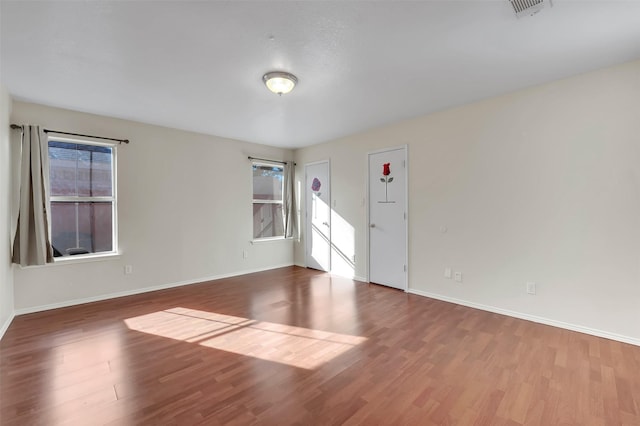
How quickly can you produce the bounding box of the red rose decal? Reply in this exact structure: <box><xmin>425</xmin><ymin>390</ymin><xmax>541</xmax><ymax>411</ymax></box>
<box><xmin>380</xmin><ymin>162</ymin><xmax>393</xmax><ymax>202</ymax></box>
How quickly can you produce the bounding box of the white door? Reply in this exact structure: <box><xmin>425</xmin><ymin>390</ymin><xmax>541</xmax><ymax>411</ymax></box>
<box><xmin>306</xmin><ymin>161</ymin><xmax>331</xmax><ymax>271</ymax></box>
<box><xmin>368</xmin><ymin>147</ymin><xmax>407</xmax><ymax>290</ymax></box>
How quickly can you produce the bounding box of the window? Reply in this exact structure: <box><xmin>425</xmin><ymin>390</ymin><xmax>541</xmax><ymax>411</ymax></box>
<box><xmin>252</xmin><ymin>162</ymin><xmax>284</xmax><ymax>239</ymax></box>
<box><xmin>48</xmin><ymin>140</ymin><xmax>116</xmax><ymax>257</ymax></box>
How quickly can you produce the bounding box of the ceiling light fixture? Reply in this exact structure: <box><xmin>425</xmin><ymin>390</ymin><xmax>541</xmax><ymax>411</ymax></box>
<box><xmin>263</xmin><ymin>71</ymin><xmax>298</xmax><ymax>95</ymax></box>
<box><xmin>509</xmin><ymin>0</ymin><xmax>552</xmax><ymax>18</ymax></box>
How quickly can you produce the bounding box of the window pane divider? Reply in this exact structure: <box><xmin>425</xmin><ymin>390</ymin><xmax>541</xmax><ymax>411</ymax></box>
<box><xmin>50</xmin><ymin>196</ymin><xmax>114</xmax><ymax>202</ymax></box>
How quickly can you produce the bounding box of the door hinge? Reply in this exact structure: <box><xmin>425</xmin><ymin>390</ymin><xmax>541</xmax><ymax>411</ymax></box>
<box><xmin>404</xmin><ymin>264</ymin><xmax>407</xmax><ymax>272</ymax></box>
<box><xmin>402</xmin><ymin>160</ymin><xmax>406</xmax><ymax>168</ymax></box>
<box><xmin>404</xmin><ymin>212</ymin><xmax>407</xmax><ymax>220</ymax></box>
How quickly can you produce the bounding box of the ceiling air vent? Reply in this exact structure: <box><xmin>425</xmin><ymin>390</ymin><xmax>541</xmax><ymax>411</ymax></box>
<box><xmin>509</xmin><ymin>0</ymin><xmax>552</xmax><ymax>18</ymax></box>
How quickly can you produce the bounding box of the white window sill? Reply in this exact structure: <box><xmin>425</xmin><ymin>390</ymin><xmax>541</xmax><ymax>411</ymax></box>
<box><xmin>22</xmin><ymin>252</ymin><xmax>121</xmax><ymax>268</ymax></box>
<box><xmin>251</xmin><ymin>237</ymin><xmax>294</xmax><ymax>244</ymax></box>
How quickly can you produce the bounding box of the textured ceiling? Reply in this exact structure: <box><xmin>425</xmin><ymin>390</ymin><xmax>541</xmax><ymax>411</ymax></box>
<box><xmin>2</xmin><ymin>1</ymin><xmax>640</xmax><ymax>148</ymax></box>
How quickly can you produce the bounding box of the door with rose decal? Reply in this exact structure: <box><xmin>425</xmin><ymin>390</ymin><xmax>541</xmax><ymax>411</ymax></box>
<box><xmin>305</xmin><ymin>161</ymin><xmax>331</xmax><ymax>271</ymax></box>
<box><xmin>368</xmin><ymin>147</ymin><xmax>407</xmax><ymax>290</ymax></box>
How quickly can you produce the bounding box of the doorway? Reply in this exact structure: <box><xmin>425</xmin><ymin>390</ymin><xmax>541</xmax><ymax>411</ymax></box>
<box><xmin>305</xmin><ymin>161</ymin><xmax>331</xmax><ymax>272</ymax></box>
<box><xmin>368</xmin><ymin>147</ymin><xmax>407</xmax><ymax>290</ymax></box>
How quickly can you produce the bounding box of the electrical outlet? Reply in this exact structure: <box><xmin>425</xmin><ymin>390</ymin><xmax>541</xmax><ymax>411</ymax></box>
<box><xmin>526</xmin><ymin>281</ymin><xmax>536</xmax><ymax>295</ymax></box>
<box><xmin>444</xmin><ymin>268</ymin><xmax>452</xmax><ymax>279</ymax></box>
<box><xmin>454</xmin><ymin>272</ymin><xmax>462</xmax><ymax>283</ymax></box>
<box><xmin>242</xmin><ymin>250</ymin><xmax>248</xmax><ymax>259</ymax></box>
<box><xmin>124</xmin><ymin>265</ymin><xmax>133</xmax><ymax>275</ymax></box>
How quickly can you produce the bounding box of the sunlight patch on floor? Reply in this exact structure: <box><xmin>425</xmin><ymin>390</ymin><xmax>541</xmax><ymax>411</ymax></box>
<box><xmin>124</xmin><ymin>307</ymin><xmax>366</xmax><ymax>369</ymax></box>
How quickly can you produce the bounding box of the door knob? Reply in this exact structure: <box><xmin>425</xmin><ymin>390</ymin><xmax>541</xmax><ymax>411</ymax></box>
<box><xmin>370</xmin><ymin>223</ymin><xmax>375</xmax><ymax>228</ymax></box>
<box><xmin>323</xmin><ymin>221</ymin><xmax>329</xmax><ymax>226</ymax></box>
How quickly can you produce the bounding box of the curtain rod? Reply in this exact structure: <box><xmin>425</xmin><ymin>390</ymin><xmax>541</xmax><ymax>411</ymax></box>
<box><xmin>10</xmin><ymin>124</ymin><xmax>130</xmax><ymax>144</ymax></box>
<box><xmin>248</xmin><ymin>156</ymin><xmax>296</xmax><ymax>166</ymax></box>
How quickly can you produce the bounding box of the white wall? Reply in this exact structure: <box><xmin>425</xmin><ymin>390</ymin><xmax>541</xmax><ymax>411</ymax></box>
<box><xmin>0</xmin><ymin>85</ymin><xmax>15</xmax><ymax>337</ymax></box>
<box><xmin>294</xmin><ymin>59</ymin><xmax>640</xmax><ymax>343</ymax></box>
<box><xmin>12</xmin><ymin>102</ymin><xmax>294</xmax><ymax>312</ymax></box>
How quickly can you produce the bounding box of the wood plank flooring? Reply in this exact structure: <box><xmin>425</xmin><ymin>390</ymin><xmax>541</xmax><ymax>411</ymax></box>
<box><xmin>1</xmin><ymin>266</ymin><xmax>639</xmax><ymax>425</ymax></box>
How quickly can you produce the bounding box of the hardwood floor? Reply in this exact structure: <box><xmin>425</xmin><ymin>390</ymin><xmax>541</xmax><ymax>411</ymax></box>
<box><xmin>1</xmin><ymin>266</ymin><xmax>639</xmax><ymax>425</ymax></box>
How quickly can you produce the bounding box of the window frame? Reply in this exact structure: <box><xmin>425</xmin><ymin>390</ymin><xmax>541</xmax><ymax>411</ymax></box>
<box><xmin>47</xmin><ymin>136</ymin><xmax>119</xmax><ymax>261</ymax></box>
<box><xmin>251</xmin><ymin>161</ymin><xmax>285</xmax><ymax>241</ymax></box>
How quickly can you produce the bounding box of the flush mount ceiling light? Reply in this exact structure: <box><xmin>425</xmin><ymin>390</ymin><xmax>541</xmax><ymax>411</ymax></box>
<box><xmin>509</xmin><ymin>0</ymin><xmax>552</xmax><ymax>18</ymax></box>
<box><xmin>263</xmin><ymin>71</ymin><xmax>298</xmax><ymax>95</ymax></box>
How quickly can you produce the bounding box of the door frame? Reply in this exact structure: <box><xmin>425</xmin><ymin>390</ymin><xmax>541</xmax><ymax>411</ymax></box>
<box><xmin>305</xmin><ymin>159</ymin><xmax>331</xmax><ymax>272</ymax></box>
<box><xmin>366</xmin><ymin>145</ymin><xmax>408</xmax><ymax>291</ymax></box>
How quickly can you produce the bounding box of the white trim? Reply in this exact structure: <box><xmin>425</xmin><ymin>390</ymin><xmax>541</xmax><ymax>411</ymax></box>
<box><xmin>367</xmin><ymin>145</ymin><xmax>408</xmax><ymax>155</ymax></box>
<box><xmin>367</xmin><ymin>145</ymin><xmax>408</xmax><ymax>291</ymax></box>
<box><xmin>252</xmin><ymin>200</ymin><xmax>283</xmax><ymax>204</ymax></box>
<box><xmin>20</xmin><ymin>252</ymin><xmax>121</xmax><ymax>268</ymax></box>
<box><xmin>0</xmin><ymin>312</ymin><xmax>15</xmax><ymax>341</ymax></box>
<box><xmin>403</xmin><ymin>145</ymin><xmax>408</xmax><ymax>291</ymax></box>
<box><xmin>53</xmin><ymin>252</ymin><xmax>120</xmax><ymax>264</ymax></box>
<box><xmin>407</xmin><ymin>288</ymin><xmax>640</xmax><ymax>347</ymax></box>
<box><xmin>251</xmin><ymin>159</ymin><xmax>286</xmax><ymax>167</ymax></box>
<box><xmin>111</xmin><ymin>143</ymin><xmax>119</xmax><ymax>260</ymax></box>
<box><xmin>250</xmin><ymin>236</ymin><xmax>289</xmax><ymax>244</ymax></box>
<box><xmin>364</xmin><ymin>153</ymin><xmax>369</xmax><ymax>282</ymax></box>
<box><xmin>286</xmin><ymin>265</ymin><xmax>365</xmax><ymax>283</ymax></box>
<box><xmin>14</xmin><ymin>263</ymin><xmax>294</xmax><ymax>315</ymax></box>
<box><xmin>47</xmin><ymin>136</ymin><xmax>119</xmax><ymax>262</ymax></box>
<box><xmin>304</xmin><ymin>159</ymin><xmax>331</xmax><ymax>167</ymax></box>
<box><xmin>48</xmin><ymin>134</ymin><xmax>118</xmax><ymax>148</ymax></box>
<box><xmin>251</xmin><ymin>160</ymin><xmax>285</xmax><ymax>240</ymax></box>
<box><xmin>51</xmin><ymin>196</ymin><xmax>114</xmax><ymax>203</ymax></box>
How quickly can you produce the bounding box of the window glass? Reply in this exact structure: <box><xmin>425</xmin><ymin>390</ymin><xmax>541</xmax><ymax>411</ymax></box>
<box><xmin>49</xmin><ymin>142</ymin><xmax>113</xmax><ymax>197</ymax></box>
<box><xmin>253</xmin><ymin>164</ymin><xmax>283</xmax><ymax>201</ymax></box>
<box><xmin>252</xmin><ymin>163</ymin><xmax>284</xmax><ymax>239</ymax></box>
<box><xmin>252</xmin><ymin>203</ymin><xmax>285</xmax><ymax>239</ymax></box>
<box><xmin>48</xmin><ymin>140</ymin><xmax>116</xmax><ymax>257</ymax></box>
<box><xmin>50</xmin><ymin>202</ymin><xmax>113</xmax><ymax>255</ymax></box>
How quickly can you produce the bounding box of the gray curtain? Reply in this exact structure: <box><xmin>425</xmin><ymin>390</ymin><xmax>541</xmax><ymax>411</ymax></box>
<box><xmin>11</xmin><ymin>125</ymin><xmax>53</xmax><ymax>266</ymax></box>
<box><xmin>283</xmin><ymin>161</ymin><xmax>297</xmax><ymax>239</ymax></box>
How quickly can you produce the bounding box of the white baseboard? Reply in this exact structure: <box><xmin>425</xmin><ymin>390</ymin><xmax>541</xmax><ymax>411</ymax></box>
<box><xmin>407</xmin><ymin>289</ymin><xmax>640</xmax><ymax>347</ymax></box>
<box><xmin>290</xmin><ymin>263</ymin><xmax>367</xmax><ymax>284</ymax></box>
<box><xmin>14</xmin><ymin>263</ymin><xmax>294</xmax><ymax>316</ymax></box>
<box><xmin>0</xmin><ymin>312</ymin><xmax>15</xmax><ymax>341</ymax></box>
